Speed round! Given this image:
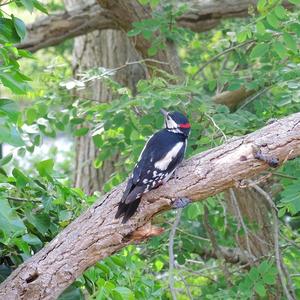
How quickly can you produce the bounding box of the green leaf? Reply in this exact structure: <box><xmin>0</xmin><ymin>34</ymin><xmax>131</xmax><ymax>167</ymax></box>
<box><xmin>262</xmin><ymin>273</ymin><xmax>276</xmax><ymax>285</ymax></box>
<box><xmin>154</xmin><ymin>259</ymin><xmax>164</xmax><ymax>271</ymax></box>
<box><xmin>0</xmin><ymin>72</ymin><xmax>29</xmax><ymax>94</ymax></box>
<box><xmin>127</xmin><ymin>28</ymin><xmax>141</xmax><ymax>37</ymax></box>
<box><xmin>257</xmin><ymin>0</ymin><xmax>266</xmax><ymax>12</ymax></box>
<box><xmin>237</xmin><ymin>31</ymin><xmax>248</xmax><ymax>43</ymax></box>
<box><xmin>248</xmin><ymin>267</ymin><xmax>259</xmax><ymax>281</ymax></box>
<box><xmin>278</xmin><ymin>207</ymin><xmax>286</xmax><ymax>217</ymax></box>
<box><xmin>58</xmin><ymin>284</ymin><xmax>83</xmax><ymax>300</ymax></box>
<box><xmin>0</xmin><ymin>265</ymin><xmax>11</xmax><ymax>283</ymax></box>
<box><xmin>0</xmin><ymin>99</ymin><xmax>19</xmax><ymax>123</ymax></box>
<box><xmin>256</xmin><ymin>21</ymin><xmax>265</xmax><ymax>34</ymax></box>
<box><xmin>257</xmin><ymin>260</ymin><xmax>271</xmax><ymax>274</ymax></box>
<box><xmin>283</xmin><ymin>32</ymin><xmax>297</xmax><ymax>51</ymax></box>
<box><xmin>187</xmin><ymin>203</ymin><xmax>202</xmax><ymax>219</ymax></box>
<box><xmin>0</xmin><ymin>154</ymin><xmax>13</xmax><ymax>167</ymax></box>
<box><xmin>254</xmin><ymin>283</ymin><xmax>266</xmax><ymax>297</ymax></box>
<box><xmin>73</xmin><ymin>127</ymin><xmax>89</xmax><ymax>137</ymax></box>
<box><xmin>20</xmin><ymin>0</ymin><xmax>34</xmax><ymax>12</ymax></box>
<box><xmin>289</xmin><ymin>23</ymin><xmax>300</xmax><ymax>36</ymax></box>
<box><xmin>113</xmin><ymin>287</ymin><xmax>135</xmax><ymax>300</ymax></box>
<box><xmin>0</xmin><ymin>198</ymin><xmax>26</xmax><ymax>234</ymax></box>
<box><xmin>0</xmin><ymin>18</ymin><xmax>20</xmax><ymax>43</ymax></box>
<box><xmin>147</xmin><ymin>45</ymin><xmax>158</xmax><ymax>56</ymax></box>
<box><xmin>17</xmin><ymin>49</ymin><xmax>34</xmax><ymax>59</ymax></box>
<box><xmin>274</xmin><ymin>5</ymin><xmax>287</xmax><ymax>20</ymax></box>
<box><xmin>12</xmin><ymin>168</ymin><xmax>30</xmax><ymax>188</ymax></box>
<box><xmin>22</xmin><ymin>234</ymin><xmax>42</xmax><ymax>246</ymax></box>
<box><xmin>0</xmin><ymin>125</ymin><xmax>24</xmax><ymax>147</ymax></box>
<box><xmin>25</xmin><ymin>212</ymin><xmax>50</xmax><ymax>235</ymax></box>
<box><xmin>266</xmin><ymin>13</ymin><xmax>279</xmax><ymax>29</ymax></box>
<box><xmin>150</xmin><ymin>0</ymin><xmax>160</xmax><ymax>8</ymax></box>
<box><xmin>288</xmin><ymin>0</ymin><xmax>300</xmax><ymax>4</ymax></box>
<box><xmin>273</xmin><ymin>41</ymin><xmax>287</xmax><ymax>58</ymax></box>
<box><xmin>26</xmin><ymin>107</ymin><xmax>37</xmax><ymax>124</ymax></box>
<box><xmin>250</xmin><ymin>43</ymin><xmax>269</xmax><ymax>59</ymax></box>
<box><xmin>36</xmin><ymin>159</ymin><xmax>54</xmax><ymax>177</ymax></box>
<box><xmin>32</xmin><ymin>0</ymin><xmax>48</xmax><ymax>14</ymax></box>
<box><xmin>12</xmin><ymin>16</ymin><xmax>26</xmax><ymax>40</ymax></box>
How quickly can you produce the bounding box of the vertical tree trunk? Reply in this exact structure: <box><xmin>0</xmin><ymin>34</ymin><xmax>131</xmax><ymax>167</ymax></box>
<box><xmin>64</xmin><ymin>0</ymin><xmax>146</xmax><ymax>193</ymax></box>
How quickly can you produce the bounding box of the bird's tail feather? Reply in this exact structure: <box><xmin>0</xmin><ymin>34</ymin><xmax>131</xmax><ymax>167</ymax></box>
<box><xmin>115</xmin><ymin>198</ymin><xmax>141</xmax><ymax>223</ymax></box>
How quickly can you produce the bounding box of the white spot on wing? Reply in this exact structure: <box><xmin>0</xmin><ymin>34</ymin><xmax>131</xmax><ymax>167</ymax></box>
<box><xmin>154</xmin><ymin>142</ymin><xmax>184</xmax><ymax>171</ymax></box>
<box><xmin>143</xmin><ymin>179</ymin><xmax>148</xmax><ymax>184</ymax></box>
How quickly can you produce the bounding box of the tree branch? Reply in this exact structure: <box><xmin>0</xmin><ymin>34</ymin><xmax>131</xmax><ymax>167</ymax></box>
<box><xmin>1</xmin><ymin>112</ymin><xmax>300</xmax><ymax>299</ymax></box>
<box><xmin>18</xmin><ymin>1</ymin><xmax>293</xmax><ymax>53</ymax></box>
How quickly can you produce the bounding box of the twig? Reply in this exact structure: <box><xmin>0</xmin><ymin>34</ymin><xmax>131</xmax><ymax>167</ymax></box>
<box><xmin>192</xmin><ymin>40</ymin><xmax>254</xmax><ymax>79</ymax></box>
<box><xmin>204</xmin><ymin>113</ymin><xmax>227</xmax><ymax>142</ymax></box>
<box><xmin>247</xmin><ymin>181</ymin><xmax>277</xmax><ymax>212</ymax></box>
<box><xmin>178</xmin><ymin>273</ymin><xmax>193</xmax><ymax>300</ymax></box>
<box><xmin>7</xmin><ymin>196</ymin><xmax>41</xmax><ymax>203</ymax></box>
<box><xmin>272</xmin><ymin>173</ymin><xmax>298</xmax><ymax>180</ymax></box>
<box><xmin>250</xmin><ymin>183</ymin><xmax>296</xmax><ymax>300</ymax></box>
<box><xmin>238</xmin><ymin>86</ymin><xmax>271</xmax><ymax>110</ymax></box>
<box><xmin>165</xmin><ymin>223</ymin><xmax>210</xmax><ymax>242</ymax></box>
<box><xmin>168</xmin><ymin>209</ymin><xmax>182</xmax><ymax>300</ymax></box>
<box><xmin>0</xmin><ymin>0</ymin><xmax>13</xmax><ymax>7</ymax></box>
<box><xmin>280</xmin><ymin>233</ymin><xmax>300</xmax><ymax>251</ymax></box>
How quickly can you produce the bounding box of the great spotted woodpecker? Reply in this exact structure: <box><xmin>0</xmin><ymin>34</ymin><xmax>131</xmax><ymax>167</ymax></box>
<box><xmin>115</xmin><ymin>109</ymin><xmax>191</xmax><ymax>223</ymax></box>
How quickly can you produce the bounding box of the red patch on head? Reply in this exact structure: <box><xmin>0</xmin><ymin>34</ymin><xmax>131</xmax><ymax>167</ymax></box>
<box><xmin>179</xmin><ymin>123</ymin><xmax>191</xmax><ymax>129</ymax></box>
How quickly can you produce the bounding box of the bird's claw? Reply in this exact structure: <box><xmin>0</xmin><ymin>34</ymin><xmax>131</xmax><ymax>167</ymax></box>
<box><xmin>171</xmin><ymin>197</ymin><xmax>191</xmax><ymax>209</ymax></box>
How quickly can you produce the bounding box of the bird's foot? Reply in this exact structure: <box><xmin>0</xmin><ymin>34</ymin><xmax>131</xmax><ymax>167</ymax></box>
<box><xmin>171</xmin><ymin>197</ymin><xmax>191</xmax><ymax>209</ymax></box>
<box><xmin>252</xmin><ymin>145</ymin><xmax>279</xmax><ymax>168</ymax></box>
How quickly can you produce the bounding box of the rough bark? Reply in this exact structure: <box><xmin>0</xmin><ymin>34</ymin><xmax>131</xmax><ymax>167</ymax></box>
<box><xmin>18</xmin><ymin>0</ymin><xmax>293</xmax><ymax>53</ymax></box>
<box><xmin>1</xmin><ymin>112</ymin><xmax>299</xmax><ymax>300</ymax></box>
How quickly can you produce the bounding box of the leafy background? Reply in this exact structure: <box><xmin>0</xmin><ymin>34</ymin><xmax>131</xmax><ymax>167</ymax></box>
<box><xmin>0</xmin><ymin>0</ymin><xmax>300</xmax><ymax>299</ymax></box>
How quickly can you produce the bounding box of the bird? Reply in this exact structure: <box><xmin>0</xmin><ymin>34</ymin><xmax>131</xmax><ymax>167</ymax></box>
<box><xmin>115</xmin><ymin>109</ymin><xmax>191</xmax><ymax>223</ymax></box>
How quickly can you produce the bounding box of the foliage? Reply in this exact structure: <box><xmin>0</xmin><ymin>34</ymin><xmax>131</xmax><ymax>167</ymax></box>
<box><xmin>0</xmin><ymin>0</ymin><xmax>300</xmax><ymax>299</ymax></box>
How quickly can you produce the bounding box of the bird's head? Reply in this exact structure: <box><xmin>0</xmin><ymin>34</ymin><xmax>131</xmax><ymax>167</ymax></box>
<box><xmin>160</xmin><ymin>109</ymin><xmax>191</xmax><ymax>136</ymax></box>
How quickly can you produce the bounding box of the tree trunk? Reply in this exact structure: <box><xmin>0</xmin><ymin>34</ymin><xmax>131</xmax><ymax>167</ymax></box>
<box><xmin>225</xmin><ymin>187</ymin><xmax>274</xmax><ymax>258</ymax></box>
<box><xmin>0</xmin><ymin>112</ymin><xmax>299</xmax><ymax>300</ymax></box>
<box><xmin>65</xmin><ymin>0</ymin><xmax>146</xmax><ymax>193</ymax></box>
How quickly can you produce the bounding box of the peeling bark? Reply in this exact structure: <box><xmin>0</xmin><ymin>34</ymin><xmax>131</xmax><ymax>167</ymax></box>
<box><xmin>1</xmin><ymin>112</ymin><xmax>299</xmax><ymax>299</ymax></box>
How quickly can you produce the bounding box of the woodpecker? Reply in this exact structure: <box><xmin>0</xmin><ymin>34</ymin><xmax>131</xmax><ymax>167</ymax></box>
<box><xmin>115</xmin><ymin>109</ymin><xmax>191</xmax><ymax>223</ymax></box>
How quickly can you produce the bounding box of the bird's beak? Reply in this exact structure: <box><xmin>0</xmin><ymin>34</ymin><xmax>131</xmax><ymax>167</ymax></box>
<box><xmin>160</xmin><ymin>108</ymin><xmax>169</xmax><ymax>117</ymax></box>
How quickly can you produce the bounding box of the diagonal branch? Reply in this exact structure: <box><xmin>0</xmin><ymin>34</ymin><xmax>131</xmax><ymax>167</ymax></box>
<box><xmin>0</xmin><ymin>112</ymin><xmax>300</xmax><ymax>300</ymax></box>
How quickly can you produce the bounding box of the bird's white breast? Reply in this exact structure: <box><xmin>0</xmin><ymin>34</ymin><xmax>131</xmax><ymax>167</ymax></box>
<box><xmin>154</xmin><ymin>142</ymin><xmax>184</xmax><ymax>171</ymax></box>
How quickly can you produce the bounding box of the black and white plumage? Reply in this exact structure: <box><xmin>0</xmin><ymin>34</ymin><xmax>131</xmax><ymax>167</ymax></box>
<box><xmin>115</xmin><ymin>109</ymin><xmax>191</xmax><ymax>223</ymax></box>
